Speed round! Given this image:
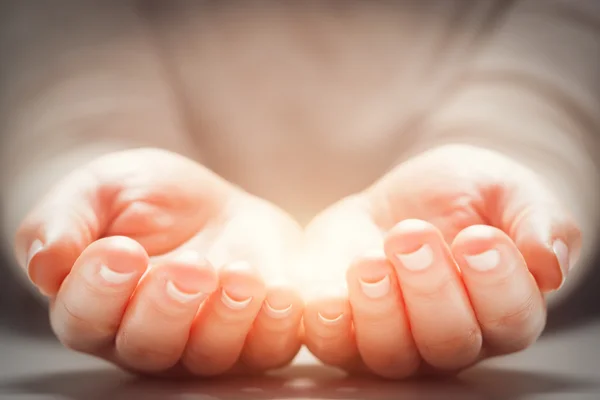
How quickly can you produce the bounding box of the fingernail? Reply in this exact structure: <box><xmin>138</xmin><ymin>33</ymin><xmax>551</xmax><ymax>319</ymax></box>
<box><xmin>166</xmin><ymin>280</ymin><xmax>206</xmax><ymax>303</ymax></box>
<box><xmin>358</xmin><ymin>275</ymin><xmax>390</xmax><ymax>299</ymax></box>
<box><xmin>222</xmin><ymin>289</ymin><xmax>253</xmax><ymax>310</ymax></box>
<box><xmin>464</xmin><ymin>249</ymin><xmax>500</xmax><ymax>271</ymax></box>
<box><xmin>553</xmin><ymin>240</ymin><xmax>570</xmax><ymax>275</ymax></box>
<box><xmin>263</xmin><ymin>301</ymin><xmax>293</xmax><ymax>319</ymax></box>
<box><xmin>98</xmin><ymin>264</ymin><xmax>136</xmax><ymax>284</ymax></box>
<box><xmin>26</xmin><ymin>239</ymin><xmax>44</xmax><ymax>269</ymax></box>
<box><xmin>317</xmin><ymin>312</ymin><xmax>344</xmax><ymax>325</ymax></box>
<box><xmin>395</xmin><ymin>244</ymin><xmax>434</xmax><ymax>271</ymax></box>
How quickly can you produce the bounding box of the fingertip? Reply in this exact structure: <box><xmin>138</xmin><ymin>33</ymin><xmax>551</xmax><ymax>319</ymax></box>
<box><xmin>303</xmin><ymin>285</ymin><xmax>350</xmax><ymax>326</ymax></box>
<box><xmin>264</xmin><ymin>286</ymin><xmax>304</xmax><ymax>321</ymax></box>
<box><xmin>520</xmin><ymin>245</ymin><xmax>561</xmax><ymax>292</ymax></box>
<box><xmin>549</xmin><ymin>230</ymin><xmax>582</xmax><ymax>289</ymax></box>
<box><xmin>302</xmin><ymin>291</ymin><xmax>357</xmax><ymax>368</ymax></box>
<box><xmin>15</xmin><ymin>207</ymin><xmax>47</xmax><ymax>267</ymax></box>
<box><xmin>16</xmin><ymin>217</ymin><xmax>106</xmax><ymax>297</ymax></box>
<box><xmin>552</xmin><ymin>239</ymin><xmax>570</xmax><ymax>277</ymax></box>
<box><xmin>509</xmin><ymin>208</ymin><xmax>582</xmax><ymax>293</ymax></box>
<box><xmin>218</xmin><ymin>261</ymin><xmax>265</xmax><ymax>298</ymax></box>
<box><xmin>555</xmin><ymin>220</ymin><xmax>583</xmax><ymax>274</ymax></box>
<box><xmin>240</xmin><ymin>286</ymin><xmax>304</xmax><ymax>371</ymax></box>
<box><xmin>154</xmin><ymin>252</ymin><xmax>219</xmax><ymax>296</ymax></box>
<box><xmin>23</xmin><ymin>238</ymin><xmax>44</xmax><ymax>276</ymax></box>
<box><xmin>24</xmin><ymin>240</ymin><xmax>45</xmax><ymax>293</ymax></box>
<box><xmin>516</xmin><ymin>235</ymin><xmax>580</xmax><ymax>293</ymax></box>
<box><xmin>27</xmin><ymin>238</ymin><xmax>83</xmax><ymax>297</ymax></box>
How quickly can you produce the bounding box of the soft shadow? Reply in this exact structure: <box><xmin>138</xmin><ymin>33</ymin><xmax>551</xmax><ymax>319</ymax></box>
<box><xmin>1</xmin><ymin>364</ymin><xmax>598</xmax><ymax>400</ymax></box>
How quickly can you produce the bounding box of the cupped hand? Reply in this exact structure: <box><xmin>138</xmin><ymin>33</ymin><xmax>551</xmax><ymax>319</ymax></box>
<box><xmin>15</xmin><ymin>148</ymin><xmax>305</xmax><ymax>377</ymax></box>
<box><xmin>301</xmin><ymin>144</ymin><xmax>581</xmax><ymax>378</ymax></box>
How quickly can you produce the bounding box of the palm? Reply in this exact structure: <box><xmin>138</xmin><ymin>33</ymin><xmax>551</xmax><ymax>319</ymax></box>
<box><xmin>89</xmin><ymin>149</ymin><xmax>225</xmax><ymax>257</ymax></box>
<box><xmin>90</xmin><ymin>149</ymin><xmax>301</xmax><ymax>270</ymax></box>
<box><xmin>367</xmin><ymin>145</ymin><xmax>542</xmax><ymax>243</ymax></box>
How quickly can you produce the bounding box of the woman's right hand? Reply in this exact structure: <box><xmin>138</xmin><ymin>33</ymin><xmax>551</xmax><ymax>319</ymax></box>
<box><xmin>15</xmin><ymin>148</ymin><xmax>304</xmax><ymax>377</ymax></box>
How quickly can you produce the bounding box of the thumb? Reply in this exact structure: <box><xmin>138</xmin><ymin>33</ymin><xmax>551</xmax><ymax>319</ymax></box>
<box><xmin>490</xmin><ymin>171</ymin><xmax>582</xmax><ymax>293</ymax></box>
<box><xmin>14</xmin><ymin>148</ymin><xmax>234</xmax><ymax>297</ymax></box>
<box><xmin>15</xmin><ymin>167</ymin><xmax>109</xmax><ymax>297</ymax></box>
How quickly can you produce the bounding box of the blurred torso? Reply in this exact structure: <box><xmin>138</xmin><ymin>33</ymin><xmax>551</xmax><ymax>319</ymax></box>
<box><xmin>144</xmin><ymin>1</ymin><xmax>499</xmax><ymax>220</ymax></box>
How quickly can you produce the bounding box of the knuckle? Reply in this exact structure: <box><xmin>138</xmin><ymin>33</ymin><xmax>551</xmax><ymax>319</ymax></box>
<box><xmin>499</xmin><ymin>332</ymin><xmax>539</xmax><ymax>353</ymax></box>
<box><xmin>421</xmin><ymin>327</ymin><xmax>482</xmax><ymax>369</ymax></box>
<box><xmin>482</xmin><ymin>295</ymin><xmax>545</xmax><ymax>353</ymax></box>
<box><xmin>242</xmin><ymin>345</ymin><xmax>297</xmax><ymax>371</ymax></box>
<box><xmin>486</xmin><ymin>325</ymin><xmax>542</xmax><ymax>354</ymax></box>
<box><xmin>52</xmin><ymin>303</ymin><xmax>115</xmax><ymax>352</ymax></box>
<box><xmin>485</xmin><ymin>295</ymin><xmax>540</xmax><ymax>332</ymax></box>
<box><xmin>117</xmin><ymin>332</ymin><xmax>179</xmax><ymax>369</ymax></box>
<box><xmin>55</xmin><ymin>334</ymin><xmax>85</xmax><ymax>353</ymax></box>
<box><xmin>362</xmin><ymin>346</ymin><xmax>421</xmax><ymax>379</ymax></box>
<box><xmin>310</xmin><ymin>348</ymin><xmax>351</xmax><ymax>368</ymax></box>
<box><xmin>182</xmin><ymin>348</ymin><xmax>235</xmax><ymax>376</ymax></box>
<box><xmin>425</xmin><ymin>327</ymin><xmax>482</xmax><ymax>356</ymax></box>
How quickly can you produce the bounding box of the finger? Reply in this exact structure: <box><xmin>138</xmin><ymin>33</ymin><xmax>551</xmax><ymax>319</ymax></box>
<box><xmin>505</xmin><ymin>204</ymin><xmax>581</xmax><ymax>293</ymax></box>
<box><xmin>367</xmin><ymin>145</ymin><xmax>582</xmax><ymax>294</ymax></box>
<box><xmin>15</xmin><ymin>168</ymin><xmax>107</xmax><ymax>296</ymax></box>
<box><xmin>301</xmin><ymin>197</ymin><xmax>382</xmax><ymax>371</ymax></box>
<box><xmin>302</xmin><ymin>285</ymin><xmax>360</xmax><ymax>369</ymax></box>
<box><xmin>239</xmin><ymin>285</ymin><xmax>304</xmax><ymax>370</ymax></box>
<box><xmin>50</xmin><ymin>236</ymin><xmax>148</xmax><ymax>354</ymax></box>
<box><xmin>385</xmin><ymin>219</ymin><xmax>482</xmax><ymax>371</ymax></box>
<box><xmin>114</xmin><ymin>251</ymin><xmax>218</xmax><ymax>373</ymax></box>
<box><xmin>346</xmin><ymin>250</ymin><xmax>420</xmax><ymax>378</ymax></box>
<box><xmin>182</xmin><ymin>261</ymin><xmax>266</xmax><ymax>376</ymax></box>
<box><xmin>452</xmin><ymin>225</ymin><xmax>546</xmax><ymax>355</ymax></box>
<box><xmin>15</xmin><ymin>149</ymin><xmax>235</xmax><ymax>297</ymax></box>
<box><xmin>480</xmin><ymin>162</ymin><xmax>582</xmax><ymax>293</ymax></box>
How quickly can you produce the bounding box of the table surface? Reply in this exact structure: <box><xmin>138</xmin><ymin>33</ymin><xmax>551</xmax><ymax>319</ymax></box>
<box><xmin>2</xmin><ymin>320</ymin><xmax>600</xmax><ymax>400</ymax></box>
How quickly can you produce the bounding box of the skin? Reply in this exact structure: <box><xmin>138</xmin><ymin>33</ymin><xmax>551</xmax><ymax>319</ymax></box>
<box><xmin>11</xmin><ymin>144</ymin><xmax>582</xmax><ymax>378</ymax></box>
<box><xmin>2</xmin><ymin>1</ymin><xmax>598</xmax><ymax>379</ymax></box>
<box><xmin>16</xmin><ymin>148</ymin><xmax>305</xmax><ymax>376</ymax></box>
<box><xmin>301</xmin><ymin>144</ymin><xmax>580</xmax><ymax>377</ymax></box>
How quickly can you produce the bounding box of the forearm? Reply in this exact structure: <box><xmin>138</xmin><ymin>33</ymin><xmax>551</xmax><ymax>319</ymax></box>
<box><xmin>414</xmin><ymin>0</ymin><xmax>600</xmax><ymax>305</ymax></box>
<box><xmin>0</xmin><ymin>1</ymin><xmax>195</xmax><ymax>259</ymax></box>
